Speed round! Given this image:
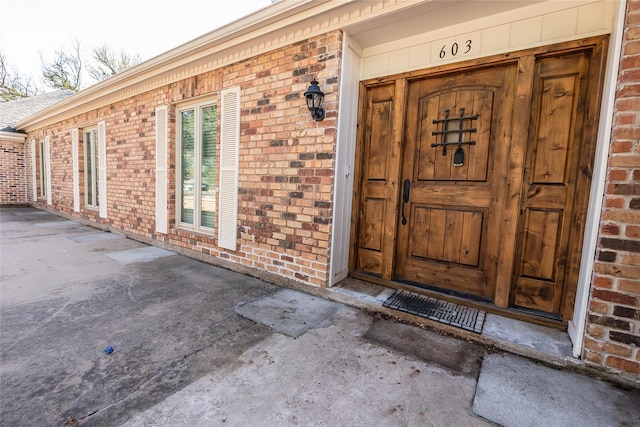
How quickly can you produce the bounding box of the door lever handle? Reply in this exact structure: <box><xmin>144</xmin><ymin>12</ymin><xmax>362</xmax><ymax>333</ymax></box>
<box><xmin>401</xmin><ymin>179</ymin><xmax>410</xmax><ymax>225</ymax></box>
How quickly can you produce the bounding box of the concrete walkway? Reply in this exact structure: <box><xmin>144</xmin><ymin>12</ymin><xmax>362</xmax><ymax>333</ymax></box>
<box><xmin>1</xmin><ymin>207</ymin><xmax>639</xmax><ymax>426</ymax></box>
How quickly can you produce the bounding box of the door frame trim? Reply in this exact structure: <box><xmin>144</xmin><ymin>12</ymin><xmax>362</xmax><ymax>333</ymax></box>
<box><xmin>330</xmin><ymin>33</ymin><xmax>362</xmax><ymax>286</ymax></box>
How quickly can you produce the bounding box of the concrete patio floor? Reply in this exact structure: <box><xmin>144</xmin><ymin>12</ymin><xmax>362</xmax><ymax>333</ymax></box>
<box><xmin>1</xmin><ymin>207</ymin><xmax>639</xmax><ymax>426</ymax></box>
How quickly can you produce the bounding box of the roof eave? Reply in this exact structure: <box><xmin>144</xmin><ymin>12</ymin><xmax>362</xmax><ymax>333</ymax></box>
<box><xmin>14</xmin><ymin>0</ymin><xmax>333</xmax><ymax>132</ymax></box>
<box><xmin>0</xmin><ymin>129</ymin><xmax>28</xmax><ymax>142</ymax></box>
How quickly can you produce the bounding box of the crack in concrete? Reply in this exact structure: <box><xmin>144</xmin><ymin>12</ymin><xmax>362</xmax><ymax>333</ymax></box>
<box><xmin>4</xmin><ymin>299</ymin><xmax>71</xmax><ymax>351</ymax></box>
<box><xmin>76</xmin><ymin>389</ymin><xmax>138</xmax><ymax>424</ymax></box>
<box><xmin>124</xmin><ymin>273</ymin><xmax>139</xmax><ymax>306</ymax></box>
<box><xmin>156</xmin><ymin>318</ymin><xmax>261</xmax><ymax>365</ymax></box>
<box><xmin>181</xmin><ymin>347</ymin><xmax>204</xmax><ymax>359</ymax></box>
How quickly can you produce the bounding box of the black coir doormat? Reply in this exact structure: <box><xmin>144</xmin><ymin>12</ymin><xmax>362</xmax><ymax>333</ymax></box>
<box><xmin>382</xmin><ymin>290</ymin><xmax>486</xmax><ymax>333</ymax></box>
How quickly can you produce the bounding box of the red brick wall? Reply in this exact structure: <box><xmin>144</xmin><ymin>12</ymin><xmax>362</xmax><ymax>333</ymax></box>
<box><xmin>0</xmin><ymin>136</ymin><xmax>28</xmax><ymax>205</ymax></box>
<box><xmin>28</xmin><ymin>31</ymin><xmax>341</xmax><ymax>288</ymax></box>
<box><xmin>585</xmin><ymin>0</ymin><xmax>640</xmax><ymax>379</ymax></box>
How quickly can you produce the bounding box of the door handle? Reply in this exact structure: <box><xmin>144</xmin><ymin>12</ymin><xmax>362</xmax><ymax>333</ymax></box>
<box><xmin>401</xmin><ymin>179</ymin><xmax>410</xmax><ymax>225</ymax></box>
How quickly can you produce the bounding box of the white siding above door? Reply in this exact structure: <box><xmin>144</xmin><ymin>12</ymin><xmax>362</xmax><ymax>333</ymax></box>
<box><xmin>359</xmin><ymin>0</ymin><xmax>615</xmax><ymax>80</ymax></box>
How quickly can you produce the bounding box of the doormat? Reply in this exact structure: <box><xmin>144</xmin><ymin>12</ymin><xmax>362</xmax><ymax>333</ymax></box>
<box><xmin>382</xmin><ymin>290</ymin><xmax>486</xmax><ymax>333</ymax></box>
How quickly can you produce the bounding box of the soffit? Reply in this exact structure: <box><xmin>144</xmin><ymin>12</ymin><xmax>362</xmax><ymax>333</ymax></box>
<box><xmin>345</xmin><ymin>0</ymin><xmax>545</xmax><ymax>49</ymax></box>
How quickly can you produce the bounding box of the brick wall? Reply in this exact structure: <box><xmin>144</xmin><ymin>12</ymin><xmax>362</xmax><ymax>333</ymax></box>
<box><xmin>585</xmin><ymin>0</ymin><xmax>640</xmax><ymax>379</ymax></box>
<box><xmin>0</xmin><ymin>135</ymin><xmax>27</xmax><ymax>205</ymax></box>
<box><xmin>29</xmin><ymin>31</ymin><xmax>341</xmax><ymax>288</ymax></box>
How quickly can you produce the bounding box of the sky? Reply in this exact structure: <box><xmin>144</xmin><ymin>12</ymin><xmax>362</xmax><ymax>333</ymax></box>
<box><xmin>0</xmin><ymin>0</ymin><xmax>273</xmax><ymax>87</ymax></box>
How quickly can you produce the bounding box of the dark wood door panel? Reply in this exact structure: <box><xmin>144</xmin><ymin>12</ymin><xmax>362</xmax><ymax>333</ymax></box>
<box><xmin>416</xmin><ymin>89</ymin><xmax>494</xmax><ymax>182</ymax></box>
<box><xmin>395</xmin><ymin>64</ymin><xmax>517</xmax><ymax>298</ymax></box>
<box><xmin>400</xmin><ymin>258</ymin><xmax>490</xmax><ymax>298</ymax></box>
<box><xmin>512</xmin><ymin>51</ymin><xmax>594</xmax><ymax>316</ymax></box>
<box><xmin>520</xmin><ymin>209</ymin><xmax>563</xmax><ymax>280</ymax></box>
<box><xmin>354</xmin><ymin>84</ymin><xmax>395</xmax><ymax>276</ymax></box>
<box><xmin>408</xmin><ymin>185</ymin><xmax>494</xmax><ymax>207</ymax></box>
<box><xmin>366</xmin><ymin>101</ymin><xmax>394</xmax><ymax>180</ymax></box>
<box><xmin>408</xmin><ymin>206</ymin><xmax>483</xmax><ymax>267</ymax></box>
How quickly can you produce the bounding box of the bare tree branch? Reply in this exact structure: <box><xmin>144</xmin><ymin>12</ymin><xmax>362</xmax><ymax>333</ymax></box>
<box><xmin>0</xmin><ymin>51</ymin><xmax>42</xmax><ymax>101</ymax></box>
<box><xmin>87</xmin><ymin>45</ymin><xmax>141</xmax><ymax>82</ymax></box>
<box><xmin>41</xmin><ymin>39</ymin><xmax>83</xmax><ymax>92</ymax></box>
<box><xmin>3</xmin><ymin>41</ymin><xmax>141</xmax><ymax>100</ymax></box>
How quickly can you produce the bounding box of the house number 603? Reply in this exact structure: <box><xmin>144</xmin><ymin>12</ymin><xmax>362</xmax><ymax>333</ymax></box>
<box><xmin>439</xmin><ymin>40</ymin><xmax>472</xmax><ymax>59</ymax></box>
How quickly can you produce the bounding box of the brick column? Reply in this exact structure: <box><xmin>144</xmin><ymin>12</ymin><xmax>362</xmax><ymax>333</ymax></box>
<box><xmin>0</xmin><ymin>134</ymin><xmax>28</xmax><ymax>205</ymax></box>
<box><xmin>585</xmin><ymin>0</ymin><xmax>640</xmax><ymax>378</ymax></box>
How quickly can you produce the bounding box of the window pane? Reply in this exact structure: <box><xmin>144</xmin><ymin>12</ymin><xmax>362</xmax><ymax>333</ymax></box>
<box><xmin>181</xmin><ymin>110</ymin><xmax>195</xmax><ymax>224</ymax></box>
<box><xmin>200</xmin><ymin>105</ymin><xmax>217</xmax><ymax>228</ymax></box>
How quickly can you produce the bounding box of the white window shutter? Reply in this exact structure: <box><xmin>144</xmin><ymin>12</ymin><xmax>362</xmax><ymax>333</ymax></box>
<box><xmin>72</xmin><ymin>129</ymin><xmax>80</xmax><ymax>212</ymax></box>
<box><xmin>44</xmin><ymin>136</ymin><xmax>52</xmax><ymax>205</ymax></box>
<box><xmin>155</xmin><ymin>106</ymin><xmax>168</xmax><ymax>234</ymax></box>
<box><xmin>218</xmin><ymin>87</ymin><xmax>240</xmax><ymax>251</ymax></box>
<box><xmin>30</xmin><ymin>140</ymin><xmax>37</xmax><ymax>201</ymax></box>
<box><xmin>97</xmin><ymin>121</ymin><xmax>107</xmax><ymax>218</ymax></box>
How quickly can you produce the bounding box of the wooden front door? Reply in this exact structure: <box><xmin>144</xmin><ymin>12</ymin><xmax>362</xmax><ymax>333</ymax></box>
<box><xmin>395</xmin><ymin>65</ymin><xmax>517</xmax><ymax>300</ymax></box>
<box><xmin>351</xmin><ymin>38</ymin><xmax>606</xmax><ymax>322</ymax></box>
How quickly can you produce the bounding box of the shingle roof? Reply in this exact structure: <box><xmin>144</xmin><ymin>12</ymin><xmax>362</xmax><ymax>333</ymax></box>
<box><xmin>0</xmin><ymin>91</ymin><xmax>73</xmax><ymax>132</ymax></box>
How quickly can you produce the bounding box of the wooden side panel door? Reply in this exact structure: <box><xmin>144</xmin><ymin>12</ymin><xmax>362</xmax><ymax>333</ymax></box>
<box><xmin>512</xmin><ymin>51</ymin><xmax>594</xmax><ymax>317</ymax></box>
<box><xmin>353</xmin><ymin>83</ymin><xmax>402</xmax><ymax>277</ymax></box>
<box><xmin>395</xmin><ymin>65</ymin><xmax>517</xmax><ymax>299</ymax></box>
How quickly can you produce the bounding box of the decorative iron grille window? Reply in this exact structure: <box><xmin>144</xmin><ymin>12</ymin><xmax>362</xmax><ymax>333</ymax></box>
<box><xmin>431</xmin><ymin>107</ymin><xmax>479</xmax><ymax>166</ymax></box>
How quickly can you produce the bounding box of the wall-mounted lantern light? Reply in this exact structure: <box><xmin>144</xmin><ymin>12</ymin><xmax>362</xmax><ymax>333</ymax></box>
<box><xmin>304</xmin><ymin>79</ymin><xmax>325</xmax><ymax>121</ymax></box>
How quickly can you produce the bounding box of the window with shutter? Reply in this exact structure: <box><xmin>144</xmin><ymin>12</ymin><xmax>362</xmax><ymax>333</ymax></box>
<box><xmin>156</xmin><ymin>106</ymin><xmax>168</xmax><ymax>234</ymax></box>
<box><xmin>218</xmin><ymin>87</ymin><xmax>240</xmax><ymax>251</ymax></box>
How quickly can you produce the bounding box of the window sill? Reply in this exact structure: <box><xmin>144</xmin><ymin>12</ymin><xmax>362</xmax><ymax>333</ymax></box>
<box><xmin>175</xmin><ymin>225</ymin><xmax>218</xmax><ymax>241</ymax></box>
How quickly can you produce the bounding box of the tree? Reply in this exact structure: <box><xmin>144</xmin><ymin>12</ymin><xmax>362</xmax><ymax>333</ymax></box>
<box><xmin>0</xmin><ymin>52</ymin><xmax>41</xmax><ymax>101</ymax></box>
<box><xmin>41</xmin><ymin>39</ymin><xmax>83</xmax><ymax>92</ymax></box>
<box><xmin>3</xmin><ymin>41</ymin><xmax>142</xmax><ymax>98</ymax></box>
<box><xmin>88</xmin><ymin>45</ymin><xmax>141</xmax><ymax>82</ymax></box>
